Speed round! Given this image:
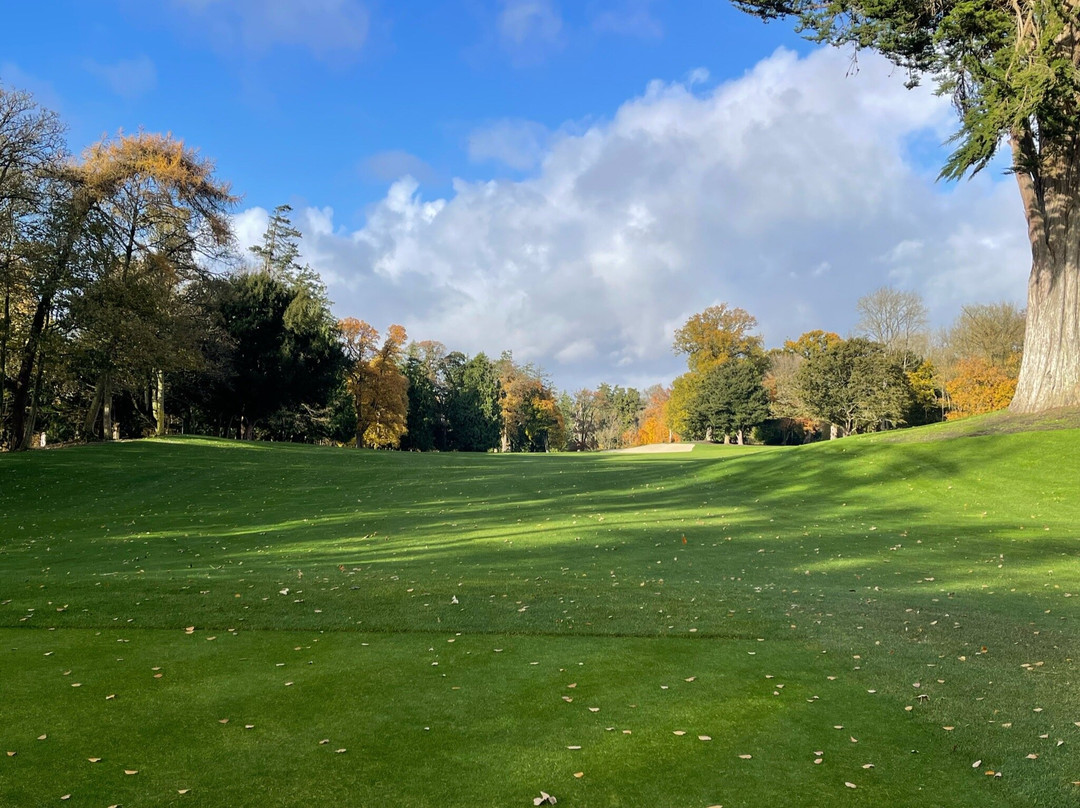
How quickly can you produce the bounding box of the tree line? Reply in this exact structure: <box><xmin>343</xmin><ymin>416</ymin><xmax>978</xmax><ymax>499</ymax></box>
<box><xmin>0</xmin><ymin>84</ymin><xmax>1028</xmax><ymax>452</ymax></box>
<box><xmin>653</xmin><ymin>291</ymin><xmax>1025</xmax><ymax>446</ymax></box>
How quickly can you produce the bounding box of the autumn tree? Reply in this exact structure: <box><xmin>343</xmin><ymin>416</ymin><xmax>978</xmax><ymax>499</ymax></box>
<box><xmin>673</xmin><ymin>303</ymin><xmax>764</xmax><ymax>373</ymax></box>
<box><xmin>733</xmin><ymin>0</ymin><xmax>1080</xmax><ymax>412</ymax></box>
<box><xmin>782</xmin><ymin>329</ymin><xmax>841</xmax><ymax>360</ymax></box>
<box><xmin>5</xmin><ymin>132</ymin><xmax>235</xmax><ymax>447</ymax></box>
<box><xmin>496</xmin><ymin>353</ymin><xmax>563</xmax><ymax>452</ymax></box>
<box><xmin>341</xmin><ymin>318</ymin><xmax>409</xmax><ymax>448</ymax></box>
<box><xmin>947</xmin><ymin>358</ymin><xmax>1018</xmax><ymax>418</ymax></box>
<box><xmin>636</xmin><ymin>385</ymin><xmax>675</xmax><ymax>445</ymax></box>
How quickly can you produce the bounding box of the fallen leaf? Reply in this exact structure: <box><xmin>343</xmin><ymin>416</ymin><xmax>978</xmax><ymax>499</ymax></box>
<box><xmin>738</xmin><ymin>754</ymin><xmax>752</xmax><ymax>760</ymax></box>
<box><xmin>218</xmin><ymin>719</ymin><xmax>229</xmax><ymax>724</ymax></box>
<box><xmin>319</xmin><ymin>739</ymin><xmax>329</xmax><ymax>745</ymax></box>
<box><xmin>573</xmin><ymin>772</ymin><xmax>584</xmax><ymax>778</ymax></box>
<box><xmin>862</xmin><ymin>763</ymin><xmax>874</xmax><ymax>769</ymax></box>
<box><xmin>178</xmin><ymin>789</ymin><xmax>190</xmax><ymax>794</ymax></box>
<box><xmin>673</xmin><ymin>731</ymin><xmax>686</xmax><ymax>736</ymax></box>
<box><xmin>61</xmin><ymin>796</ymin><xmax>71</xmax><ymax>801</ymax></box>
<box><xmin>567</xmin><ymin>745</ymin><xmax>582</xmax><ymax>750</ymax></box>
<box><xmin>943</xmin><ymin>726</ymin><xmax>954</xmax><ymax>731</ymax></box>
<box><xmin>37</xmin><ymin>735</ymin><xmax>46</xmax><ymax>741</ymax></box>
<box><xmin>533</xmin><ymin>792</ymin><xmax>557</xmax><ymax>806</ymax></box>
<box><xmin>1026</xmin><ymin>754</ymin><xmax>1038</xmax><ymax>760</ymax></box>
<box><xmin>845</xmin><ymin>782</ymin><xmax>857</xmax><ymax>789</ymax></box>
<box><xmin>813</xmin><ymin>758</ymin><xmax>822</xmax><ymax>765</ymax></box>
<box><xmin>88</xmin><ymin>758</ymin><xmax>101</xmax><ymax>763</ymax></box>
<box><xmin>973</xmin><ymin>760</ymin><xmax>982</xmax><ymax>768</ymax></box>
<box><xmin>125</xmin><ymin>769</ymin><xmax>138</xmax><ymax>775</ymax></box>
<box><xmin>335</xmin><ymin>749</ymin><xmax>346</xmax><ymax>754</ymax></box>
<box><xmin>698</xmin><ymin>735</ymin><xmax>712</xmax><ymax>741</ymax></box>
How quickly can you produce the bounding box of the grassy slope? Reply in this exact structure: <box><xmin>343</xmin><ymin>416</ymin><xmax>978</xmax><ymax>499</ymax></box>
<box><xmin>0</xmin><ymin>423</ymin><xmax>1077</xmax><ymax>807</ymax></box>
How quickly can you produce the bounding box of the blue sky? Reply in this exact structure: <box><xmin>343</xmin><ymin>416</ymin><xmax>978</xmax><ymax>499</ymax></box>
<box><xmin>3</xmin><ymin>1</ymin><xmax>1027</xmax><ymax>390</ymax></box>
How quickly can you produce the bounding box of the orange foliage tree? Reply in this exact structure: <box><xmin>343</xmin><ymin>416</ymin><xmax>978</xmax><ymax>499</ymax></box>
<box><xmin>946</xmin><ymin>358</ymin><xmax>1017</xmax><ymax>420</ymax></box>
<box><xmin>636</xmin><ymin>385</ymin><xmax>676</xmax><ymax>445</ymax></box>
<box><xmin>340</xmin><ymin>318</ymin><xmax>409</xmax><ymax>448</ymax></box>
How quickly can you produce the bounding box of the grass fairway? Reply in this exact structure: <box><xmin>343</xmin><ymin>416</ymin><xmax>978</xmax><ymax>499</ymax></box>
<box><xmin>1</xmin><ymin>425</ymin><xmax>1078</xmax><ymax>807</ymax></box>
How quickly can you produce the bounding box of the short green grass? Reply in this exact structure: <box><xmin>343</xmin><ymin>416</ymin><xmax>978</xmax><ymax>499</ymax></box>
<box><xmin>1</xmin><ymin>421</ymin><xmax>1078</xmax><ymax>806</ymax></box>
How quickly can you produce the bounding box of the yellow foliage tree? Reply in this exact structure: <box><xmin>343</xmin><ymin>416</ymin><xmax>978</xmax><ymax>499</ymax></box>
<box><xmin>340</xmin><ymin>318</ymin><xmax>409</xmax><ymax>448</ymax></box>
<box><xmin>946</xmin><ymin>358</ymin><xmax>1017</xmax><ymax>420</ymax></box>
<box><xmin>673</xmin><ymin>304</ymin><xmax>763</xmax><ymax>373</ymax></box>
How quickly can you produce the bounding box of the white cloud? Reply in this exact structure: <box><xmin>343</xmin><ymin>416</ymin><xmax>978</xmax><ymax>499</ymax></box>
<box><xmin>590</xmin><ymin>0</ymin><xmax>663</xmax><ymax>39</ymax></box>
<box><xmin>246</xmin><ymin>46</ymin><xmax>1029</xmax><ymax>391</ymax></box>
<box><xmin>467</xmin><ymin>119</ymin><xmax>551</xmax><ymax>171</ymax></box>
<box><xmin>169</xmin><ymin>0</ymin><xmax>369</xmax><ymax>58</ymax></box>
<box><xmin>362</xmin><ymin>150</ymin><xmax>439</xmax><ymax>185</ymax></box>
<box><xmin>498</xmin><ymin>0</ymin><xmax>564</xmax><ymax>63</ymax></box>
<box><xmin>85</xmin><ymin>55</ymin><xmax>157</xmax><ymax>100</ymax></box>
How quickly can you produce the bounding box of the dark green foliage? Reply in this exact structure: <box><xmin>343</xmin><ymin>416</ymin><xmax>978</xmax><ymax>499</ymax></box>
<box><xmin>443</xmin><ymin>352</ymin><xmax>502</xmax><ymax>451</ymax></box>
<box><xmin>796</xmin><ymin>337</ymin><xmax>914</xmax><ymax>435</ymax></box>
<box><xmin>687</xmin><ymin>359</ymin><xmax>771</xmax><ymax>441</ymax></box>
<box><xmin>174</xmin><ymin>272</ymin><xmax>344</xmax><ymax>440</ymax></box>
<box><xmin>401</xmin><ymin>352</ymin><xmax>440</xmax><ymax>451</ymax></box>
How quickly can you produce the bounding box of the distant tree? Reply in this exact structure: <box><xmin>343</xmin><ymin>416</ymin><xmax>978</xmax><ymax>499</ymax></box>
<box><xmin>905</xmin><ymin>358</ymin><xmax>945</xmax><ymax>426</ymax></box>
<box><xmin>211</xmin><ymin>272</ymin><xmax>343</xmax><ymax>439</ymax></box>
<box><xmin>636</xmin><ymin>385</ymin><xmax>675</xmax><ymax>445</ymax></box>
<box><xmin>443</xmin><ymin>352</ymin><xmax>501</xmax><ymax>451</ymax></box>
<box><xmin>400</xmin><ymin>341</ymin><xmax>446</xmax><ymax>452</ymax></box>
<box><xmin>249</xmin><ymin>204</ymin><xmax>303</xmax><ymax>279</ymax></box>
<box><xmin>762</xmin><ymin>351</ymin><xmax>816</xmax><ymax>444</ymax></box>
<box><xmin>666</xmin><ymin>371</ymin><xmax>704</xmax><ymax>440</ymax></box>
<box><xmin>686</xmin><ymin>359</ymin><xmax>770</xmax><ymax>444</ymax></box>
<box><xmin>341</xmin><ymin>319</ymin><xmax>409</xmax><ymax>448</ymax></box>
<box><xmin>855</xmin><ymin>287</ymin><xmax>928</xmax><ymax>366</ymax></box>
<box><xmin>797</xmin><ymin>338</ymin><xmax>914</xmax><ymax>436</ymax></box>
<box><xmin>948</xmin><ymin>302</ymin><xmax>1025</xmax><ymax>374</ymax></box>
<box><xmin>497</xmin><ymin>352</ymin><xmax>563</xmax><ymax>452</ymax></box>
<box><xmin>946</xmin><ymin>358</ymin><xmax>1018</xmax><ymax>419</ymax></box>
<box><xmin>673</xmin><ymin>304</ymin><xmax>765</xmax><ymax>373</ymax></box>
<box><xmin>566</xmin><ymin>388</ymin><xmax>600</xmax><ymax>451</ymax></box>
<box><xmin>782</xmin><ymin>330</ymin><xmax>841</xmax><ymax>360</ymax></box>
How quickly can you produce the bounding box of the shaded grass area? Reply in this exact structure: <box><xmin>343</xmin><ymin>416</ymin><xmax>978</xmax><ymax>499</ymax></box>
<box><xmin>1</xmin><ymin>430</ymin><xmax>1078</xmax><ymax>806</ymax></box>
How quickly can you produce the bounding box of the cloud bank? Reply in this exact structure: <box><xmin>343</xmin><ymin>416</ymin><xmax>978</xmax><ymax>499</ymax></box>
<box><xmin>235</xmin><ymin>46</ymin><xmax>1029</xmax><ymax>391</ymax></box>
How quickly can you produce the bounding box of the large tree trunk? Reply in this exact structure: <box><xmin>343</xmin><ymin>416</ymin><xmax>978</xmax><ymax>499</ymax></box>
<box><xmin>1009</xmin><ymin>131</ymin><xmax>1080</xmax><ymax>412</ymax></box>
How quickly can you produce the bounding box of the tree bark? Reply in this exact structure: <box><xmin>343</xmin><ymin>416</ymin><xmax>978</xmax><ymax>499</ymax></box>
<box><xmin>1009</xmin><ymin>130</ymin><xmax>1080</xmax><ymax>412</ymax></box>
<box><xmin>19</xmin><ymin>341</ymin><xmax>47</xmax><ymax>450</ymax></box>
<box><xmin>154</xmin><ymin>369</ymin><xmax>165</xmax><ymax>436</ymax></box>
<box><xmin>102</xmin><ymin>374</ymin><xmax>113</xmax><ymax>440</ymax></box>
